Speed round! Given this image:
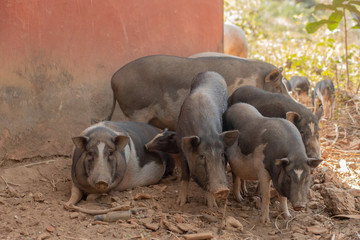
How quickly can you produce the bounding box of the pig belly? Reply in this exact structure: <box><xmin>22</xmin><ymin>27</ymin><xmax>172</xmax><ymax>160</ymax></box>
<box><xmin>229</xmin><ymin>143</ymin><xmax>267</xmax><ymax>181</ymax></box>
<box><xmin>115</xmin><ymin>161</ymin><xmax>165</xmax><ymax>191</ymax></box>
<box><xmin>230</xmin><ymin>153</ymin><xmax>259</xmax><ymax>181</ymax></box>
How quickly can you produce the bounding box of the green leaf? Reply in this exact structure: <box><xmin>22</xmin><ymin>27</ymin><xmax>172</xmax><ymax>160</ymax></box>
<box><xmin>306</xmin><ymin>19</ymin><xmax>338</xmax><ymax>33</ymax></box>
<box><xmin>328</xmin><ymin>11</ymin><xmax>343</xmax><ymax>30</ymax></box>
<box><xmin>352</xmin><ymin>24</ymin><xmax>360</xmax><ymax>28</ymax></box>
<box><xmin>348</xmin><ymin>1</ymin><xmax>360</xmax><ymax>6</ymax></box>
<box><xmin>333</xmin><ymin>0</ymin><xmax>344</xmax><ymax>6</ymax></box>
<box><xmin>333</xmin><ymin>0</ymin><xmax>346</xmax><ymax>7</ymax></box>
<box><xmin>343</xmin><ymin>4</ymin><xmax>360</xmax><ymax>16</ymax></box>
<box><xmin>314</xmin><ymin>3</ymin><xmax>338</xmax><ymax>12</ymax></box>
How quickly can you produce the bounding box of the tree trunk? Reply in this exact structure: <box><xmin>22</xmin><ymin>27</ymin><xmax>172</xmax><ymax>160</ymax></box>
<box><xmin>344</xmin><ymin>8</ymin><xmax>350</xmax><ymax>91</ymax></box>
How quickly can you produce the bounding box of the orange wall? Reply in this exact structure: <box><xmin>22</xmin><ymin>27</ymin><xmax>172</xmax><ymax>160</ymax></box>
<box><xmin>0</xmin><ymin>0</ymin><xmax>223</xmax><ymax>160</ymax></box>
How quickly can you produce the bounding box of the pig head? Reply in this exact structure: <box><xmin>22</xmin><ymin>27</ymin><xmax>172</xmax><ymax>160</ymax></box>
<box><xmin>71</xmin><ymin>127</ymin><xmax>130</xmax><ymax>194</ymax></box>
<box><xmin>271</xmin><ymin>155</ymin><xmax>322</xmax><ymax>210</ymax></box>
<box><xmin>181</xmin><ymin>132</ymin><xmax>238</xmax><ymax>197</ymax></box>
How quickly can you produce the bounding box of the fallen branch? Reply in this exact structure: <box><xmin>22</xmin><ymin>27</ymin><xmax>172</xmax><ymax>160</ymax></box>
<box><xmin>62</xmin><ymin>202</ymin><xmax>130</xmax><ymax>215</ymax></box>
<box><xmin>183</xmin><ymin>232</ymin><xmax>213</xmax><ymax>240</ymax></box>
<box><xmin>24</xmin><ymin>159</ymin><xmax>56</xmax><ymax>168</ymax></box>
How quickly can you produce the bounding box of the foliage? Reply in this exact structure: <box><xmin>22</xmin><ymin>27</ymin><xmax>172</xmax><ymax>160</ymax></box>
<box><xmin>224</xmin><ymin>0</ymin><xmax>360</xmax><ymax>92</ymax></box>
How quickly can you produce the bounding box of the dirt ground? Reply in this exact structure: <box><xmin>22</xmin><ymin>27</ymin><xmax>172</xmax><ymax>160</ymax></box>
<box><xmin>1</xmin><ymin>96</ymin><xmax>360</xmax><ymax>240</ymax></box>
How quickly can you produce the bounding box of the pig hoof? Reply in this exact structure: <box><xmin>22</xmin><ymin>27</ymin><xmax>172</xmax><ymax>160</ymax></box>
<box><xmin>177</xmin><ymin>195</ymin><xmax>187</xmax><ymax>206</ymax></box>
<box><xmin>260</xmin><ymin>215</ymin><xmax>270</xmax><ymax>224</ymax></box>
<box><xmin>234</xmin><ymin>192</ymin><xmax>244</xmax><ymax>202</ymax></box>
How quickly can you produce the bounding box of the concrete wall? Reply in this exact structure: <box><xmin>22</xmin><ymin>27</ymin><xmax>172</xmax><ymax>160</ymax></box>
<box><xmin>0</xmin><ymin>0</ymin><xmax>223</xmax><ymax>162</ymax></box>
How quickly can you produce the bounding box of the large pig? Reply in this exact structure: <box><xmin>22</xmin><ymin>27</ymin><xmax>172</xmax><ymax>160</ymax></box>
<box><xmin>312</xmin><ymin>79</ymin><xmax>335</xmax><ymax>119</ymax></box>
<box><xmin>228</xmin><ymin>86</ymin><xmax>323</xmax><ymax>159</ymax></box>
<box><xmin>65</xmin><ymin>121</ymin><xmax>174</xmax><ymax>206</ymax></box>
<box><xmin>224</xmin><ymin>103</ymin><xmax>322</xmax><ymax>223</ymax></box>
<box><xmin>106</xmin><ymin>54</ymin><xmax>288</xmax><ymax>130</ymax></box>
<box><xmin>289</xmin><ymin>76</ymin><xmax>311</xmax><ymax>106</ymax></box>
<box><xmin>176</xmin><ymin>71</ymin><xmax>239</xmax><ymax>208</ymax></box>
<box><xmin>224</xmin><ymin>23</ymin><xmax>249</xmax><ymax>58</ymax></box>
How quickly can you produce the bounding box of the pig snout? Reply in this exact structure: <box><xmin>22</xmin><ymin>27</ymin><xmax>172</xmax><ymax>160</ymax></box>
<box><xmin>213</xmin><ymin>187</ymin><xmax>230</xmax><ymax>200</ymax></box>
<box><xmin>95</xmin><ymin>180</ymin><xmax>109</xmax><ymax>192</ymax></box>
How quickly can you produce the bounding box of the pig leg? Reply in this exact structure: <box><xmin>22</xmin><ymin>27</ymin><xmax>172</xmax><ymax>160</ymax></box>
<box><xmin>258</xmin><ymin>170</ymin><xmax>272</xmax><ymax>224</ymax></box>
<box><xmin>65</xmin><ymin>183</ymin><xmax>83</xmax><ymax>206</ymax></box>
<box><xmin>240</xmin><ymin>179</ymin><xmax>248</xmax><ymax>195</ymax></box>
<box><xmin>279</xmin><ymin>195</ymin><xmax>291</xmax><ymax>219</ymax></box>
<box><xmin>232</xmin><ymin>173</ymin><xmax>243</xmax><ymax>202</ymax></box>
<box><xmin>177</xmin><ymin>157</ymin><xmax>190</xmax><ymax>206</ymax></box>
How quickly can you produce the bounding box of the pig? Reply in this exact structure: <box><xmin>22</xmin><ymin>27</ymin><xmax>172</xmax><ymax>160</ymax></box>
<box><xmin>176</xmin><ymin>71</ymin><xmax>239</xmax><ymax>208</ymax></box>
<box><xmin>289</xmin><ymin>76</ymin><xmax>310</xmax><ymax>106</ymax></box>
<box><xmin>105</xmin><ymin>54</ymin><xmax>288</xmax><ymax>131</ymax></box>
<box><xmin>65</xmin><ymin>121</ymin><xmax>174</xmax><ymax>206</ymax></box>
<box><xmin>224</xmin><ymin>103</ymin><xmax>322</xmax><ymax>223</ymax></box>
<box><xmin>312</xmin><ymin>79</ymin><xmax>335</xmax><ymax>119</ymax></box>
<box><xmin>224</xmin><ymin>23</ymin><xmax>249</xmax><ymax>58</ymax></box>
<box><xmin>145</xmin><ymin>128</ymin><xmax>178</xmax><ymax>154</ymax></box>
<box><xmin>228</xmin><ymin>86</ymin><xmax>323</xmax><ymax>159</ymax></box>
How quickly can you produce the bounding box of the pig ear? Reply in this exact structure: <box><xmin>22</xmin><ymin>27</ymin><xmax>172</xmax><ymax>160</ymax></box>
<box><xmin>181</xmin><ymin>136</ymin><xmax>200</xmax><ymax>152</ymax></box>
<box><xmin>307</xmin><ymin>158</ymin><xmax>322</xmax><ymax>168</ymax></box>
<box><xmin>113</xmin><ymin>135</ymin><xmax>130</xmax><ymax>150</ymax></box>
<box><xmin>286</xmin><ymin>111</ymin><xmax>301</xmax><ymax>124</ymax></box>
<box><xmin>221</xmin><ymin>130</ymin><xmax>239</xmax><ymax>147</ymax></box>
<box><xmin>275</xmin><ymin>158</ymin><xmax>289</xmax><ymax>166</ymax></box>
<box><xmin>315</xmin><ymin>106</ymin><xmax>323</xmax><ymax>121</ymax></box>
<box><xmin>72</xmin><ymin>136</ymin><xmax>90</xmax><ymax>151</ymax></box>
<box><xmin>265</xmin><ymin>69</ymin><xmax>280</xmax><ymax>83</ymax></box>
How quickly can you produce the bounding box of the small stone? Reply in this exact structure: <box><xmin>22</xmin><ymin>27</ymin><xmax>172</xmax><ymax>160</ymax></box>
<box><xmin>97</xmin><ymin>228</ymin><xmax>106</xmax><ymax>234</ymax></box>
<box><xmin>37</xmin><ymin>233</ymin><xmax>51</xmax><ymax>240</ymax></box>
<box><xmin>33</xmin><ymin>192</ymin><xmax>45</xmax><ymax>202</ymax></box>
<box><xmin>45</xmin><ymin>226</ymin><xmax>54</xmax><ymax>233</ymax></box>
<box><xmin>70</xmin><ymin>212</ymin><xmax>79</xmax><ymax>219</ymax></box>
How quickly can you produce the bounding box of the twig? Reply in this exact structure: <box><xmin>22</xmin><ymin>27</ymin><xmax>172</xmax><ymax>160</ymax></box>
<box><xmin>167</xmin><ymin>231</ymin><xmax>180</xmax><ymax>240</ymax></box>
<box><xmin>62</xmin><ymin>202</ymin><xmax>130</xmax><ymax>215</ymax></box>
<box><xmin>274</xmin><ymin>212</ymin><xmax>284</xmax><ymax>233</ymax></box>
<box><xmin>285</xmin><ymin>216</ymin><xmax>296</xmax><ymax>229</ymax></box>
<box><xmin>330</xmin><ymin>123</ymin><xmax>339</xmax><ymax>147</ymax></box>
<box><xmin>249</xmin><ymin>225</ymin><xmax>256</xmax><ymax>231</ymax></box>
<box><xmin>346</xmin><ymin>103</ymin><xmax>357</xmax><ymax>125</ymax></box>
<box><xmin>218</xmin><ymin>198</ymin><xmax>228</xmax><ymax>235</ymax></box>
<box><xmin>24</xmin><ymin>159</ymin><xmax>56</xmax><ymax>168</ymax></box>
<box><xmin>37</xmin><ymin>169</ymin><xmax>59</xmax><ymax>191</ymax></box>
<box><xmin>1</xmin><ymin>176</ymin><xmax>9</xmax><ymax>189</ymax></box>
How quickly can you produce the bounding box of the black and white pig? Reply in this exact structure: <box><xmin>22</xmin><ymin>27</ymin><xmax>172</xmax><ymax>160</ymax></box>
<box><xmin>176</xmin><ymin>71</ymin><xmax>239</xmax><ymax>208</ymax></box>
<box><xmin>65</xmin><ymin>121</ymin><xmax>174</xmax><ymax>206</ymax></box>
<box><xmin>145</xmin><ymin>128</ymin><xmax>178</xmax><ymax>154</ymax></box>
<box><xmin>228</xmin><ymin>86</ymin><xmax>323</xmax><ymax>159</ymax></box>
<box><xmin>224</xmin><ymin>103</ymin><xmax>322</xmax><ymax>223</ymax></box>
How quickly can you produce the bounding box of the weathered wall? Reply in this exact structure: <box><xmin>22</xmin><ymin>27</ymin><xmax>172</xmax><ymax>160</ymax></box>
<box><xmin>0</xmin><ymin>0</ymin><xmax>223</xmax><ymax>161</ymax></box>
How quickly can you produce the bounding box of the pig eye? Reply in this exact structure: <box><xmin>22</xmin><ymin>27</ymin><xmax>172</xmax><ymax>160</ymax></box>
<box><xmin>108</xmin><ymin>150</ymin><xmax>114</xmax><ymax>156</ymax></box>
<box><xmin>199</xmin><ymin>154</ymin><xmax>206</xmax><ymax>160</ymax></box>
<box><xmin>221</xmin><ymin>152</ymin><xmax>225</xmax><ymax>158</ymax></box>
